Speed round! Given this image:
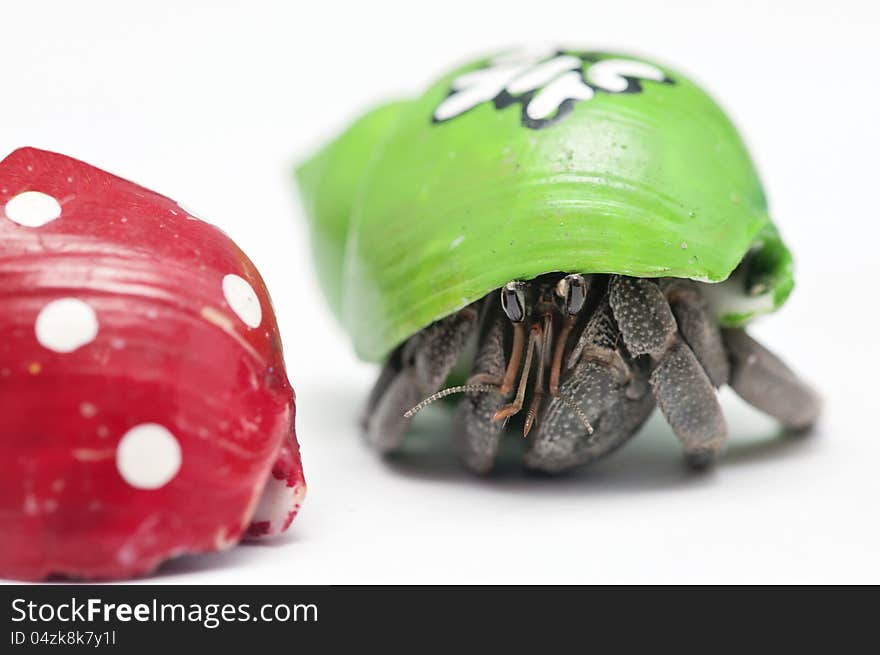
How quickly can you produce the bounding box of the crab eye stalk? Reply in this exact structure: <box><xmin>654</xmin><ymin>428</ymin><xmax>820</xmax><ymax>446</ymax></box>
<box><xmin>556</xmin><ymin>274</ymin><xmax>589</xmax><ymax>316</ymax></box>
<box><xmin>501</xmin><ymin>281</ymin><xmax>527</xmax><ymax>322</ymax></box>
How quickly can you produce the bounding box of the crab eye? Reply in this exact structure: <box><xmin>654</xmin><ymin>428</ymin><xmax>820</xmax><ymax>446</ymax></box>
<box><xmin>556</xmin><ymin>274</ymin><xmax>588</xmax><ymax>316</ymax></box>
<box><xmin>501</xmin><ymin>281</ymin><xmax>526</xmax><ymax>323</ymax></box>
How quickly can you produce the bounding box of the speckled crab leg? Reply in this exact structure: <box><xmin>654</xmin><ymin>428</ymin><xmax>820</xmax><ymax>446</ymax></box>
<box><xmin>661</xmin><ymin>278</ymin><xmax>730</xmax><ymax>388</ymax></box>
<box><xmin>609</xmin><ymin>276</ymin><xmax>728</xmax><ymax>468</ymax></box>
<box><xmin>364</xmin><ymin>306</ymin><xmax>478</xmax><ymax>452</ymax></box>
<box><xmin>453</xmin><ymin>306</ymin><xmax>510</xmax><ymax>474</ymax></box>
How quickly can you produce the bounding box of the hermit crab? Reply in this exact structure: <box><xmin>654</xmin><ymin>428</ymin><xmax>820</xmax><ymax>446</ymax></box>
<box><xmin>296</xmin><ymin>47</ymin><xmax>820</xmax><ymax>474</ymax></box>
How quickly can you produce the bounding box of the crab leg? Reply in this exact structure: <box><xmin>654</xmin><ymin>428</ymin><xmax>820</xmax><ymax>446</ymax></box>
<box><xmin>362</xmin><ymin>346</ymin><xmax>404</xmax><ymax>429</ymax></box>
<box><xmin>609</xmin><ymin>276</ymin><xmax>727</xmax><ymax>468</ymax></box>
<box><xmin>722</xmin><ymin>328</ymin><xmax>821</xmax><ymax>430</ymax></box>
<box><xmin>649</xmin><ymin>340</ymin><xmax>728</xmax><ymax>468</ymax></box>
<box><xmin>661</xmin><ymin>278</ymin><xmax>730</xmax><ymax>387</ymax></box>
<box><xmin>364</xmin><ymin>306</ymin><xmax>478</xmax><ymax>451</ymax></box>
<box><xmin>453</xmin><ymin>308</ymin><xmax>510</xmax><ymax>474</ymax></box>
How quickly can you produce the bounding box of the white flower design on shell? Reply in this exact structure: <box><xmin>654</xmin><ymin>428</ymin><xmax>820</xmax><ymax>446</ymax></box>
<box><xmin>434</xmin><ymin>48</ymin><xmax>670</xmax><ymax>129</ymax></box>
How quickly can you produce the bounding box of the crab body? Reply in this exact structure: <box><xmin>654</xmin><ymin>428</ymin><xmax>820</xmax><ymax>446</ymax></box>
<box><xmin>296</xmin><ymin>48</ymin><xmax>819</xmax><ymax>473</ymax></box>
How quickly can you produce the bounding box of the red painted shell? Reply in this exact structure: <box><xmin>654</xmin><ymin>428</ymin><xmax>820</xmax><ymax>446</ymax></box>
<box><xmin>0</xmin><ymin>148</ymin><xmax>305</xmax><ymax>580</ymax></box>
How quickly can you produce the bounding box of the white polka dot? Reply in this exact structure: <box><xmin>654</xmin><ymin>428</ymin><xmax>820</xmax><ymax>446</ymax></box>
<box><xmin>116</xmin><ymin>424</ymin><xmax>182</xmax><ymax>490</ymax></box>
<box><xmin>35</xmin><ymin>298</ymin><xmax>99</xmax><ymax>353</ymax></box>
<box><xmin>4</xmin><ymin>191</ymin><xmax>62</xmax><ymax>227</ymax></box>
<box><xmin>222</xmin><ymin>274</ymin><xmax>262</xmax><ymax>328</ymax></box>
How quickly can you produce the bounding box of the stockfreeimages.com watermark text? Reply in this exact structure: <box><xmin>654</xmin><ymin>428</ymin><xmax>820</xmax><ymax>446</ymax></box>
<box><xmin>11</xmin><ymin>596</ymin><xmax>318</xmax><ymax>630</ymax></box>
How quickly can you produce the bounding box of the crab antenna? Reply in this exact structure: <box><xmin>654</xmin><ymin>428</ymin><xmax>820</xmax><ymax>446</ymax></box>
<box><xmin>557</xmin><ymin>394</ymin><xmax>595</xmax><ymax>437</ymax></box>
<box><xmin>403</xmin><ymin>384</ymin><xmax>499</xmax><ymax>418</ymax></box>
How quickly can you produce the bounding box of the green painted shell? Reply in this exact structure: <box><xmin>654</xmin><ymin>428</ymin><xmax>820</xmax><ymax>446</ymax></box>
<box><xmin>296</xmin><ymin>48</ymin><xmax>794</xmax><ymax>362</ymax></box>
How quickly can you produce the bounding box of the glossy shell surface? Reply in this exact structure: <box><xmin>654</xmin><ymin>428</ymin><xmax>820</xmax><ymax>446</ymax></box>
<box><xmin>0</xmin><ymin>148</ymin><xmax>305</xmax><ymax>580</ymax></box>
<box><xmin>297</xmin><ymin>48</ymin><xmax>794</xmax><ymax>362</ymax></box>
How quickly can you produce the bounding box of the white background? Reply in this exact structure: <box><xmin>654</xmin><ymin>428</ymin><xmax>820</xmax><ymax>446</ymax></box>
<box><xmin>2</xmin><ymin>0</ymin><xmax>878</xmax><ymax>584</ymax></box>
